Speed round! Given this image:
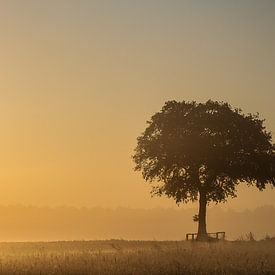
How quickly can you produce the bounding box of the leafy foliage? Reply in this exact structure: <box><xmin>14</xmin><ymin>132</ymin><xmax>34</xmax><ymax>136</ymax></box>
<box><xmin>133</xmin><ymin>100</ymin><xmax>275</xmax><ymax>204</ymax></box>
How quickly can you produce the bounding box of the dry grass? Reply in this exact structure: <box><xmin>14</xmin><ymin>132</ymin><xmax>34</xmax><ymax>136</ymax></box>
<box><xmin>0</xmin><ymin>240</ymin><xmax>274</xmax><ymax>274</ymax></box>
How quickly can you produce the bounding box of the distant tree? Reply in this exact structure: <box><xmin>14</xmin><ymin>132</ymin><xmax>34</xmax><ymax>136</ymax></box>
<box><xmin>133</xmin><ymin>100</ymin><xmax>275</xmax><ymax>241</ymax></box>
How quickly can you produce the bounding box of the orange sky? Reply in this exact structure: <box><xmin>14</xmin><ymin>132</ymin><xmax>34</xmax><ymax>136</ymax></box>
<box><xmin>0</xmin><ymin>1</ymin><xmax>274</xmax><ymax>209</ymax></box>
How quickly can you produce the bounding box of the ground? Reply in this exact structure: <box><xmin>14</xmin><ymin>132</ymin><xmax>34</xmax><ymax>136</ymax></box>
<box><xmin>0</xmin><ymin>240</ymin><xmax>274</xmax><ymax>274</ymax></box>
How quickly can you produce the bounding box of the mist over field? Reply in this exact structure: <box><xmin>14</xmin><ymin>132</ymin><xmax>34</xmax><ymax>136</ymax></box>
<box><xmin>0</xmin><ymin>204</ymin><xmax>274</xmax><ymax>242</ymax></box>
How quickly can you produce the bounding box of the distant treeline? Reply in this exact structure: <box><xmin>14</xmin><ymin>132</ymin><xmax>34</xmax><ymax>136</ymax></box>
<box><xmin>0</xmin><ymin>205</ymin><xmax>274</xmax><ymax>241</ymax></box>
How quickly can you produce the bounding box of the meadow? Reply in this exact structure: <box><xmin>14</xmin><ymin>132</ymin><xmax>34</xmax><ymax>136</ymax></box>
<box><xmin>0</xmin><ymin>240</ymin><xmax>274</xmax><ymax>274</ymax></box>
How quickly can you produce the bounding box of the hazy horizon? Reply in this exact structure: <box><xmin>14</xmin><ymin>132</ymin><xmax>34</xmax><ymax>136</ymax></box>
<box><xmin>0</xmin><ymin>0</ymin><xmax>274</xmax><ymax>210</ymax></box>
<box><xmin>0</xmin><ymin>203</ymin><xmax>274</xmax><ymax>242</ymax></box>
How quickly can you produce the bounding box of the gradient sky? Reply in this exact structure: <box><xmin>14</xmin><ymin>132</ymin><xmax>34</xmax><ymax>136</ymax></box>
<box><xmin>0</xmin><ymin>0</ymin><xmax>274</xmax><ymax>209</ymax></box>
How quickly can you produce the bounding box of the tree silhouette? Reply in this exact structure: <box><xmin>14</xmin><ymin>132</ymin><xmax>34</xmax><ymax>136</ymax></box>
<box><xmin>133</xmin><ymin>100</ymin><xmax>275</xmax><ymax>240</ymax></box>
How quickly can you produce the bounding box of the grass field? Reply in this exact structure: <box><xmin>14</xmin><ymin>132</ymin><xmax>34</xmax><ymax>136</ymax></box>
<box><xmin>0</xmin><ymin>240</ymin><xmax>274</xmax><ymax>274</ymax></box>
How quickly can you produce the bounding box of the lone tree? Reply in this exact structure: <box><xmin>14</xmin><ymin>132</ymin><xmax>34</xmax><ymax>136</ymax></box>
<box><xmin>133</xmin><ymin>100</ymin><xmax>275</xmax><ymax>241</ymax></box>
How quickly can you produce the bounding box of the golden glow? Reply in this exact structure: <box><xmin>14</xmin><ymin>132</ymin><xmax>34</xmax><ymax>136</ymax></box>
<box><xmin>0</xmin><ymin>1</ymin><xmax>274</xmax><ymax>210</ymax></box>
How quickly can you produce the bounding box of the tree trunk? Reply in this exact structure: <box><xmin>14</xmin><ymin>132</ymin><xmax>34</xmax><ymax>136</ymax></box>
<box><xmin>197</xmin><ymin>190</ymin><xmax>208</xmax><ymax>241</ymax></box>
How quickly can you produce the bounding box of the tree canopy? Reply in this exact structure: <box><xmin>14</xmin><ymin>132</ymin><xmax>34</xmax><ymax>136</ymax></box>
<box><xmin>133</xmin><ymin>100</ymin><xmax>275</xmax><ymax>240</ymax></box>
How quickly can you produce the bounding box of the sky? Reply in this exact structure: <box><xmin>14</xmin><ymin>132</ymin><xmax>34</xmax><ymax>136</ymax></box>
<box><xmin>0</xmin><ymin>0</ymin><xmax>274</xmax><ymax>210</ymax></box>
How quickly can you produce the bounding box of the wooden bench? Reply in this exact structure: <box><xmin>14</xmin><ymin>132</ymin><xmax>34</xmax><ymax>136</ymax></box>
<box><xmin>186</xmin><ymin>232</ymin><xmax>225</xmax><ymax>241</ymax></box>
